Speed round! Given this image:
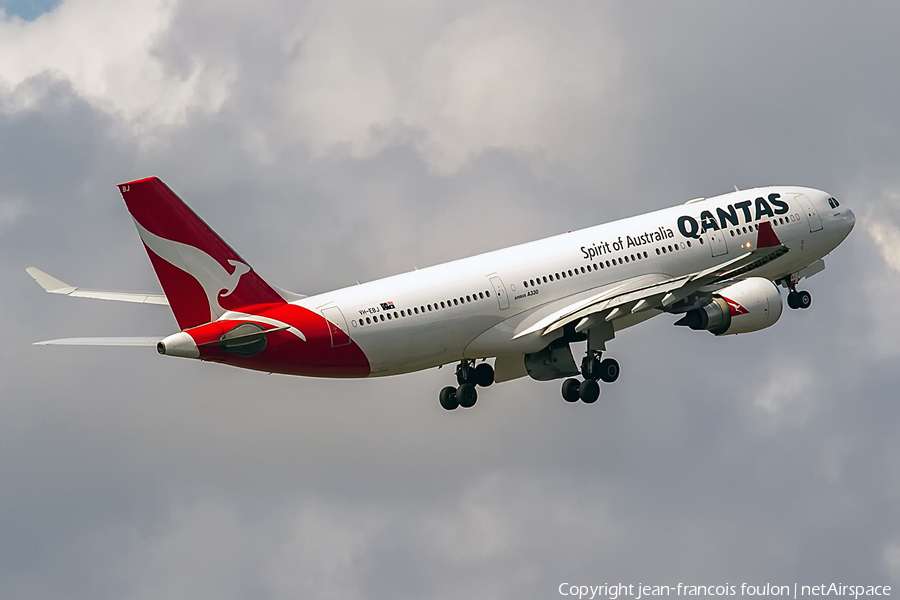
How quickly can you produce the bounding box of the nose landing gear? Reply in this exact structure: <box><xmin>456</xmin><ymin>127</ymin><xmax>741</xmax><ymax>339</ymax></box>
<box><xmin>785</xmin><ymin>279</ymin><xmax>812</xmax><ymax>310</ymax></box>
<box><xmin>438</xmin><ymin>360</ymin><xmax>495</xmax><ymax>410</ymax></box>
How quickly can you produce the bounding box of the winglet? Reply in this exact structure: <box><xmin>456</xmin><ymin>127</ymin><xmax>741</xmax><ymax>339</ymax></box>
<box><xmin>756</xmin><ymin>221</ymin><xmax>782</xmax><ymax>248</ymax></box>
<box><xmin>26</xmin><ymin>267</ymin><xmax>76</xmax><ymax>294</ymax></box>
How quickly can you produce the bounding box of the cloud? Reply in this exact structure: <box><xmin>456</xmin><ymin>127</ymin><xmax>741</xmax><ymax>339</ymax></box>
<box><xmin>0</xmin><ymin>0</ymin><xmax>232</xmax><ymax>130</ymax></box>
<box><xmin>867</xmin><ymin>220</ymin><xmax>900</xmax><ymax>273</ymax></box>
<box><xmin>110</xmin><ymin>497</ymin><xmax>385</xmax><ymax>600</ymax></box>
<box><xmin>279</xmin><ymin>2</ymin><xmax>622</xmax><ymax>173</ymax></box>
<box><xmin>744</xmin><ymin>362</ymin><xmax>816</xmax><ymax>435</ymax></box>
<box><xmin>884</xmin><ymin>541</ymin><xmax>900</xmax><ymax>583</ymax></box>
<box><xmin>2</xmin><ymin>3</ymin><xmax>900</xmax><ymax>598</ymax></box>
<box><xmin>0</xmin><ymin>196</ymin><xmax>26</xmax><ymax>233</ymax></box>
<box><xmin>264</xmin><ymin>503</ymin><xmax>385</xmax><ymax>600</ymax></box>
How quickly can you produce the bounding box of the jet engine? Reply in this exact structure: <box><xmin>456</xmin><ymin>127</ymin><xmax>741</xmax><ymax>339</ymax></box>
<box><xmin>674</xmin><ymin>277</ymin><xmax>783</xmax><ymax>335</ymax></box>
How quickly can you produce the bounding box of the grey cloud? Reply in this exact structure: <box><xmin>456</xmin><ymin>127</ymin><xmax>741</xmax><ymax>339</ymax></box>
<box><xmin>2</xmin><ymin>2</ymin><xmax>899</xmax><ymax>599</ymax></box>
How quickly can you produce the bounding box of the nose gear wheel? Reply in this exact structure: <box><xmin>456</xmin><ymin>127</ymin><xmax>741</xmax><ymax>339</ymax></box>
<box><xmin>785</xmin><ymin>278</ymin><xmax>812</xmax><ymax>310</ymax></box>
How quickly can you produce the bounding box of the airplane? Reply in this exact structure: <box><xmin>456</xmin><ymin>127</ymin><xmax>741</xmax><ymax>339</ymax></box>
<box><xmin>28</xmin><ymin>177</ymin><xmax>855</xmax><ymax>410</ymax></box>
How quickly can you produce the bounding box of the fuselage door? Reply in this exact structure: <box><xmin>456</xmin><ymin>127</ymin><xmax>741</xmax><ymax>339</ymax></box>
<box><xmin>489</xmin><ymin>276</ymin><xmax>510</xmax><ymax>310</ymax></box>
<box><xmin>704</xmin><ymin>227</ymin><xmax>729</xmax><ymax>257</ymax></box>
<box><xmin>320</xmin><ymin>306</ymin><xmax>351</xmax><ymax>347</ymax></box>
<box><xmin>795</xmin><ymin>194</ymin><xmax>823</xmax><ymax>232</ymax></box>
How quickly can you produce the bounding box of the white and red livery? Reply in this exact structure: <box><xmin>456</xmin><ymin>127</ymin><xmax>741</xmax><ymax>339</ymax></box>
<box><xmin>29</xmin><ymin>177</ymin><xmax>855</xmax><ymax>409</ymax></box>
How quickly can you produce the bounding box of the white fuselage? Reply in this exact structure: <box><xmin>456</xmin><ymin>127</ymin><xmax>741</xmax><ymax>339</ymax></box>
<box><xmin>293</xmin><ymin>186</ymin><xmax>854</xmax><ymax>376</ymax></box>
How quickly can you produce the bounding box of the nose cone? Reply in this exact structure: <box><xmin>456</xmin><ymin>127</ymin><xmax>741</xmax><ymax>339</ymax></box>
<box><xmin>839</xmin><ymin>206</ymin><xmax>856</xmax><ymax>239</ymax></box>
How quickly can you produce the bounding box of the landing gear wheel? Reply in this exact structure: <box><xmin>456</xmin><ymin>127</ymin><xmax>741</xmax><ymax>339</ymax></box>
<box><xmin>578</xmin><ymin>379</ymin><xmax>600</xmax><ymax>404</ymax></box>
<box><xmin>788</xmin><ymin>290</ymin><xmax>812</xmax><ymax>309</ymax></box>
<box><xmin>561</xmin><ymin>378</ymin><xmax>581</xmax><ymax>403</ymax></box>
<box><xmin>598</xmin><ymin>358</ymin><xmax>620</xmax><ymax>383</ymax></box>
<box><xmin>787</xmin><ymin>291</ymin><xmax>800</xmax><ymax>309</ymax></box>
<box><xmin>474</xmin><ymin>363</ymin><xmax>494</xmax><ymax>387</ymax></box>
<box><xmin>457</xmin><ymin>383</ymin><xmax>478</xmax><ymax>408</ymax></box>
<box><xmin>439</xmin><ymin>386</ymin><xmax>459</xmax><ymax>411</ymax></box>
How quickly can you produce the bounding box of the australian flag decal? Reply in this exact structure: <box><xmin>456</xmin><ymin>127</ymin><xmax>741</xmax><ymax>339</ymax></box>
<box><xmin>380</xmin><ymin>301</ymin><xmax>396</xmax><ymax>310</ymax></box>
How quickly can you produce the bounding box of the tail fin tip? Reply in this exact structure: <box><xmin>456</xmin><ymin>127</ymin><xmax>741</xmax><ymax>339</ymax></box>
<box><xmin>119</xmin><ymin>177</ymin><xmax>285</xmax><ymax>330</ymax></box>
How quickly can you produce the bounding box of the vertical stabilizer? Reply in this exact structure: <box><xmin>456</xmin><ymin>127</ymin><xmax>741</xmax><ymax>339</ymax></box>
<box><xmin>118</xmin><ymin>177</ymin><xmax>284</xmax><ymax>330</ymax></box>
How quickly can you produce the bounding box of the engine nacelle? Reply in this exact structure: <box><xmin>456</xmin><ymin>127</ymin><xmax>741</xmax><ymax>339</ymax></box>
<box><xmin>675</xmin><ymin>277</ymin><xmax>783</xmax><ymax>335</ymax></box>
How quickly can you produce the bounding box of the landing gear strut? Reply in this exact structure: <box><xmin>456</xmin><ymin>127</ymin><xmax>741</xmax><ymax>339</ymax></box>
<box><xmin>439</xmin><ymin>360</ymin><xmax>495</xmax><ymax>410</ymax></box>
<box><xmin>785</xmin><ymin>279</ymin><xmax>812</xmax><ymax>310</ymax></box>
<box><xmin>581</xmin><ymin>350</ymin><xmax>620</xmax><ymax>383</ymax></box>
<box><xmin>456</xmin><ymin>360</ymin><xmax>495</xmax><ymax>387</ymax></box>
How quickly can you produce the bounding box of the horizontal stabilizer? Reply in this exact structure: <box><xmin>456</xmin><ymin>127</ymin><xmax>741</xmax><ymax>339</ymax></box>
<box><xmin>34</xmin><ymin>337</ymin><xmax>162</xmax><ymax>346</ymax></box>
<box><xmin>26</xmin><ymin>267</ymin><xmax>168</xmax><ymax>305</ymax></box>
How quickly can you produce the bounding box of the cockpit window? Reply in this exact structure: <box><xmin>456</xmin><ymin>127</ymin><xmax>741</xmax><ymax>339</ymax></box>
<box><xmin>828</xmin><ymin>197</ymin><xmax>840</xmax><ymax>209</ymax></box>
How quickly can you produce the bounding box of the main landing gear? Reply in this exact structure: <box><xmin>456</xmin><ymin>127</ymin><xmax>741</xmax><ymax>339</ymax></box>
<box><xmin>561</xmin><ymin>350</ymin><xmax>619</xmax><ymax>404</ymax></box>
<box><xmin>785</xmin><ymin>279</ymin><xmax>812</xmax><ymax>310</ymax></box>
<box><xmin>439</xmin><ymin>360</ymin><xmax>495</xmax><ymax>411</ymax></box>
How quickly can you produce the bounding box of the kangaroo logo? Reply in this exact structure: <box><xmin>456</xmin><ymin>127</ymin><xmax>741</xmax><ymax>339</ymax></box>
<box><xmin>134</xmin><ymin>219</ymin><xmax>252</xmax><ymax>322</ymax></box>
<box><xmin>723</xmin><ymin>297</ymin><xmax>749</xmax><ymax>316</ymax></box>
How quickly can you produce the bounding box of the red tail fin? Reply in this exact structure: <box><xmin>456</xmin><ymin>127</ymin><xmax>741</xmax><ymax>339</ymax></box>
<box><xmin>119</xmin><ymin>177</ymin><xmax>285</xmax><ymax>330</ymax></box>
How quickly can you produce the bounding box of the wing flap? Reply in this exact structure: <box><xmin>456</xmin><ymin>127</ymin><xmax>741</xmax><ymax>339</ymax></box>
<box><xmin>26</xmin><ymin>267</ymin><xmax>169</xmax><ymax>305</ymax></box>
<box><xmin>512</xmin><ymin>274</ymin><xmax>676</xmax><ymax>340</ymax></box>
<box><xmin>518</xmin><ymin>221</ymin><xmax>790</xmax><ymax>339</ymax></box>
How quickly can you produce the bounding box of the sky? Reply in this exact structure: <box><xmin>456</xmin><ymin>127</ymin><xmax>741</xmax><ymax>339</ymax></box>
<box><xmin>2</xmin><ymin>2</ymin><xmax>900</xmax><ymax>598</ymax></box>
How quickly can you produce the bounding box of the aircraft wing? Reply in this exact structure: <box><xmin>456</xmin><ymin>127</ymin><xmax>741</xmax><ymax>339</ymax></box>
<box><xmin>514</xmin><ymin>221</ymin><xmax>789</xmax><ymax>339</ymax></box>
<box><xmin>26</xmin><ymin>267</ymin><xmax>169</xmax><ymax>305</ymax></box>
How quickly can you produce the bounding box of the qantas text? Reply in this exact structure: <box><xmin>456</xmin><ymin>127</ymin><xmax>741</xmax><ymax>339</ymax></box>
<box><xmin>677</xmin><ymin>193</ymin><xmax>790</xmax><ymax>239</ymax></box>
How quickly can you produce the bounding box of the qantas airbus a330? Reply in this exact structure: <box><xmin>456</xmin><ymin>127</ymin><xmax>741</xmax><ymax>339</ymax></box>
<box><xmin>28</xmin><ymin>178</ymin><xmax>854</xmax><ymax>409</ymax></box>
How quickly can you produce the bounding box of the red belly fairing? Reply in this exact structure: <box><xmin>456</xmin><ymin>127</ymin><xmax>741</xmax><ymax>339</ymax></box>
<box><xmin>185</xmin><ymin>303</ymin><xmax>371</xmax><ymax>378</ymax></box>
